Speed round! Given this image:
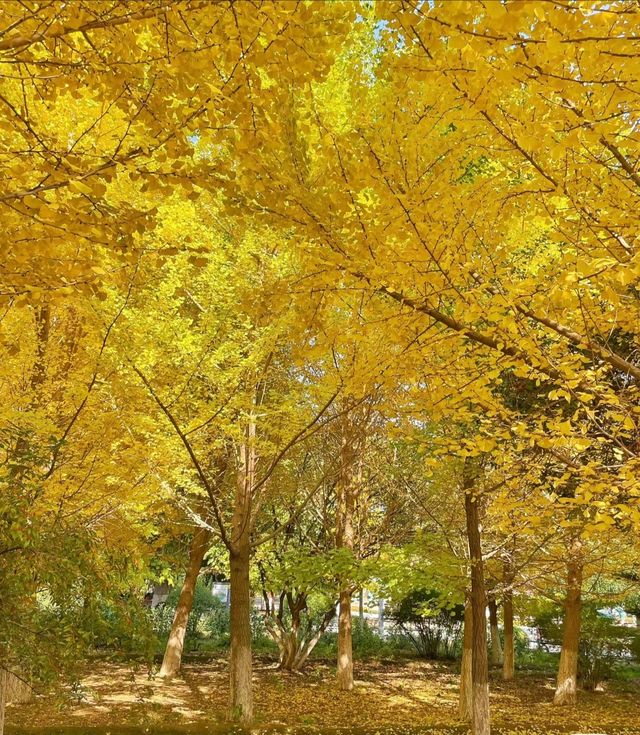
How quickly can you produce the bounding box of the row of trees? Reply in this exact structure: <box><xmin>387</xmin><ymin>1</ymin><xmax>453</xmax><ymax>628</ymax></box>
<box><xmin>1</xmin><ymin>3</ymin><xmax>639</xmax><ymax>735</ymax></box>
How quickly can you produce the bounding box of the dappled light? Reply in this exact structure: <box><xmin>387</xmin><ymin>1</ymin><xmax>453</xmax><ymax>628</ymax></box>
<box><xmin>8</xmin><ymin>660</ymin><xmax>639</xmax><ymax>733</ymax></box>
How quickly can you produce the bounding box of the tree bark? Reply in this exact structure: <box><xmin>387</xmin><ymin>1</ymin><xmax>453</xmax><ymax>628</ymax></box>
<box><xmin>229</xmin><ymin>542</ymin><xmax>252</xmax><ymax>722</ymax></box>
<box><xmin>459</xmin><ymin>597</ymin><xmax>473</xmax><ymax>722</ymax></box>
<box><xmin>502</xmin><ymin>586</ymin><xmax>515</xmax><ymax>681</ymax></box>
<box><xmin>464</xmin><ymin>459</ymin><xmax>491</xmax><ymax>735</ymax></box>
<box><xmin>337</xmin><ymin>585</ymin><xmax>354</xmax><ymax>690</ymax></box>
<box><xmin>291</xmin><ymin>607</ymin><xmax>336</xmax><ymax>671</ymax></box>
<box><xmin>159</xmin><ymin>527</ymin><xmax>212</xmax><ymax>678</ymax></box>
<box><xmin>488</xmin><ymin>597</ymin><xmax>503</xmax><ymax>666</ymax></box>
<box><xmin>228</xmin><ymin>428</ymin><xmax>255</xmax><ymax>723</ymax></box>
<box><xmin>265</xmin><ymin>591</ymin><xmax>336</xmax><ymax>672</ymax></box>
<box><xmin>335</xmin><ymin>418</ymin><xmax>360</xmax><ymax>691</ymax></box>
<box><xmin>553</xmin><ymin>555</ymin><xmax>583</xmax><ymax>706</ymax></box>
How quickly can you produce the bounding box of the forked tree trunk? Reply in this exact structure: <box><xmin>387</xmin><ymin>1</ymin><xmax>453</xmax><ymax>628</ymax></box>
<box><xmin>277</xmin><ymin>620</ymin><xmax>333</xmax><ymax>672</ymax></box>
<box><xmin>266</xmin><ymin>593</ymin><xmax>336</xmax><ymax>672</ymax></box>
<box><xmin>290</xmin><ymin>607</ymin><xmax>336</xmax><ymax>670</ymax></box>
<box><xmin>459</xmin><ymin>598</ymin><xmax>473</xmax><ymax>722</ymax></box>
<box><xmin>553</xmin><ymin>556</ymin><xmax>583</xmax><ymax>706</ymax></box>
<box><xmin>502</xmin><ymin>586</ymin><xmax>515</xmax><ymax>680</ymax></box>
<box><xmin>159</xmin><ymin>527</ymin><xmax>212</xmax><ymax>678</ymax></box>
<box><xmin>488</xmin><ymin>598</ymin><xmax>503</xmax><ymax>666</ymax></box>
<box><xmin>464</xmin><ymin>459</ymin><xmax>490</xmax><ymax>735</ymax></box>
<box><xmin>278</xmin><ymin>632</ymin><xmax>301</xmax><ymax>671</ymax></box>
<box><xmin>273</xmin><ymin>592</ymin><xmax>304</xmax><ymax>671</ymax></box>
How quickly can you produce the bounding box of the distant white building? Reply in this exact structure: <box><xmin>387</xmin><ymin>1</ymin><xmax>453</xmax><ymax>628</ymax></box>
<box><xmin>211</xmin><ymin>581</ymin><xmax>230</xmax><ymax>606</ymax></box>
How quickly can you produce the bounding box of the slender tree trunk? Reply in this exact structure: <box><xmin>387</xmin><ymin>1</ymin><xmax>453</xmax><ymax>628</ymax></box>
<box><xmin>337</xmin><ymin>585</ymin><xmax>354</xmax><ymax>690</ymax></box>
<box><xmin>488</xmin><ymin>597</ymin><xmax>503</xmax><ymax>666</ymax></box>
<box><xmin>553</xmin><ymin>555</ymin><xmax>583</xmax><ymax>706</ymax></box>
<box><xmin>335</xmin><ymin>418</ymin><xmax>360</xmax><ymax>691</ymax></box>
<box><xmin>464</xmin><ymin>459</ymin><xmax>490</xmax><ymax>735</ymax></box>
<box><xmin>358</xmin><ymin>588</ymin><xmax>364</xmax><ymax>629</ymax></box>
<box><xmin>502</xmin><ymin>586</ymin><xmax>515</xmax><ymax>680</ymax></box>
<box><xmin>459</xmin><ymin>597</ymin><xmax>473</xmax><ymax>722</ymax></box>
<box><xmin>292</xmin><ymin>607</ymin><xmax>336</xmax><ymax>671</ymax></box>
<box><xmin>228</xmin><ymin>427</ymin><xmax>255</xmax><ymax>723</ymax></box>
<box><xmin>159</xmin><ymin>527</ymin><xmax>212</xmax><ymax>678</ymax></box>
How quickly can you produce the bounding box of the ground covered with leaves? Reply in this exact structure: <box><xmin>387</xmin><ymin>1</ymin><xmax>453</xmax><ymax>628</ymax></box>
<box><xmin>6</xmin><ymin>658</ymin><xmax>640</xmax><ymax>734</ymax></box>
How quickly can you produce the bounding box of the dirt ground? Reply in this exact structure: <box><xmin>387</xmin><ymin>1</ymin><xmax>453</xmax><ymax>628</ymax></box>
<box><xmin>6</xmin><ymin>657</ymin><xmax>640</xmax><ymax>734</ymax></box>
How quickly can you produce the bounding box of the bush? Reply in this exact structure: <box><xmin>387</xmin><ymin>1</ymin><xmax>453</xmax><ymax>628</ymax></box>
<box><xmin>531</xmin><ymin>602</ymin><xmax>639</xmax><ymax>689</ymax></box>
<box><xmin>250</xmin><ymin>606</ymin><xmax>270</xmax><ymax>644</ymax></box>
<box><xmin>91</xmin><ymin>594</ymin><xmax>156</xmax><ymax>658</ymax></box>
<box><xmin>579</xmin><ymin>606</ymin><xmax>637</xmax><ymax>690</ymax></box>
<box><xmin>312</xmin><ymin>622</ymin><xmax>413</xmax><ymax>661</ymax></box>
<box><xmin>200</xmin><ymin>600</ymin><xmax>230</xmax><ymax>644</ymax></box>
<box><xmin>152</xmin><ymin>580</ymin><xmax>228</xmax><ymax>651</ymax></box>
<box><xmin>514</xmin><ymin>626</ymin><xmax>531</xmax><ymax>657</ymax></box>
<box><xmin>389</xmin><ymin>590</ymin><xmax>464</xmax><ymax>660</ymax></box>
<box><xmin>152</xmin><ymin>582</ymin><xmax>277</xmax><ymax>653</ymax></box>
<box><xmin>352</xmin><ymin>621</ymin><xmax>387</xmax><ymax>656</ymax></box>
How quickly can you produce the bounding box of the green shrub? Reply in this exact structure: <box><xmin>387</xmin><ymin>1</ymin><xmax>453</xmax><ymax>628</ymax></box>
<box><xmin>579</xmin><ymin>606</ymin><xmax>638</xmax><ymax>690</ymax></box>
<box><xmin>514</xmin><ymin>626</ymin><xmax>531</xmax><ymax>657</ymax></box>
<box><xmin>352</xmin><ymin>620</ymin><xmax>386</xmax><ymax>656</ymax></box>
<box><xmin>152</xmin><ymin>580</ymin><xmax>228</xmax><ymax>651</ymax></box>
<box><xmin>91</xmin><ymin>594</ymin><xmax>156</xmax><ymax>658</ymax></box>
<box><xmin>389</xmin><ymin>590</ymin><xmax>464</xmax><ymax>660</ymax></box>
<box><xmin>312</xmin><ymin>622</ymin><xmax>414</xmax><ymax>661</ymax></box>
<box><xmin>531</xmin><ymin>602</ymin><xmax>639</xmax><ymax>689</ymax></box>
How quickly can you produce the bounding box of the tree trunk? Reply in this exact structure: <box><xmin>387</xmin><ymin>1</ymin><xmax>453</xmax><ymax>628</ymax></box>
<box><xmin>488</xmin><ymin>597</ymin><xmax>503</xmax><ymax>666</ymax></box>
<box><xmin>229</xmin><ymin>543</ymin><xmax>252</xmax><ymax>722</ymax></box>
<box><xmin>277</xmin><ymin>594</ymin><xmax>302</xmax><ymax>671</ymax></box>
<box><xmin>459</xmin><ymin>597</ymin><xmax>473</xmax><ymax>722</ymax></box>
<box><xmin>278</xmin><ymin>632</ymin><xmax>299</xmax><ymax>671</ymax></box>
<box><xmin>335</xmin><ymin>417</ymin><xmax>360</xmax><ymax>691</ymax></box>
<box><xmin>337</xmin><ymin>585</ymin><xmax>354</xmax><ymax>690</ymax></box>
<box><xmin>228</xmin><ymin>428</ymin><xmax>255</xmax><ymax>724</ymax></box>
<box><xmin>553</xmin><ymin>556</ymin><xmax>583</xmax><ymax>706</ymax></box>
<box><xmin>159</xmin><ymin>527</ymin><xmax>212</xmax><ymax>678</ymax></box>
<box><xmin>502</xmin><ymin>587</ymin><xmax>515</xmax><ymax>681</ymax></box>
<box><xmin>292</xmin><ymin>607</ymin><xmax>336</xmax><ymax>671</ymax></box>
<box><xmin>464</xmin><ymin>459</ymin><xmax>491</xmax><ymax>735</ymax></box>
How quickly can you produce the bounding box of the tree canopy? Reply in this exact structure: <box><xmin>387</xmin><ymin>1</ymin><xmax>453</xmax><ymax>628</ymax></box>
<box><xmin>1</xmin><ymin>3</ymin><xmax>639</xmax><ymax>735</ymax></box>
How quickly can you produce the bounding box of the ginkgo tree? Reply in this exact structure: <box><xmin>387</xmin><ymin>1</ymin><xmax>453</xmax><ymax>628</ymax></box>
<box><xmin>224</xmin><ymin>0</ymin><xmax>639</xmax><ymax>530</ymax></box>
<box><xmin>107</xmin><ymin>195</ymin><xmax>357</xmax><ymax>722</ymax></box>
<box><xmin>1</xmin><ymin>3</ymin><xmax>639</xmax><ymax>735</ymax></box>
<box><xmin>0</xmin><ymin>0</ymin><xmax>354</xmax><ymax>301</ymax></box>
<box><xmin>215</xmin><ymin>6</ymin><xmax>639</xmax><ymax>728</ymax></box>
<box><xmin>0</xmin><ymin>283</ymin><xmax>164</xmax><ymax>734</ymax></box>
